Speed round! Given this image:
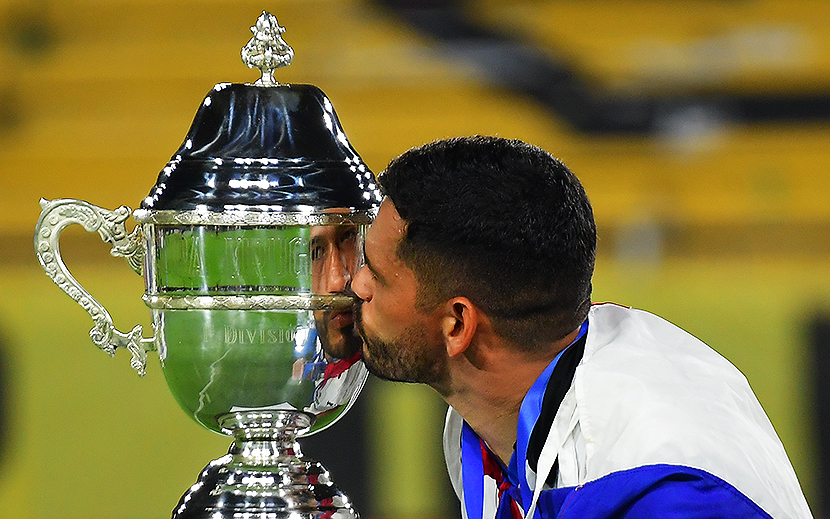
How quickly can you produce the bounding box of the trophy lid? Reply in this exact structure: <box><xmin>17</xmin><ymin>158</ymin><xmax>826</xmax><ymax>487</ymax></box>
<box><xmin>138</xmin><ymin>12</ymin><xmax>381</xmax><ymax>218</ymax></box>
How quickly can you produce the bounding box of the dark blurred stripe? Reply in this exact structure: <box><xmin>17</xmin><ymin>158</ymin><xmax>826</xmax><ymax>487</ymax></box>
<box><xmin>372</xmin><ymin>0</ymin><xmax>830</xmax><ymax>134</ymax></box>
<box><xmin>809</xmin><ymin>313</ymin><xmax>830</xmax><ymax>517</ymax></box>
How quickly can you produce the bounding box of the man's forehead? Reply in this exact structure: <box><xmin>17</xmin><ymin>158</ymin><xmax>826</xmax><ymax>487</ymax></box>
<box><xmin>368</xmin><ymin>198</ymin><xmax>406</xmax><ymax>246</ymax></box>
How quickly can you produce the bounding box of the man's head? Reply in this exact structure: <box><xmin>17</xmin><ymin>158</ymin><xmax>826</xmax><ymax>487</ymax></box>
<box><xmin>352</xmin><ymin>136</ymin><xmax>596</xmax><ymax>382</ymax></box>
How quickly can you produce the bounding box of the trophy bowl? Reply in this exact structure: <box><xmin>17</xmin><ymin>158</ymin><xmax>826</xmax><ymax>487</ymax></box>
<box><xmin>33</xmin><ymin>12</ymin><xmax>380</xmax><ymax>518</ymax></box>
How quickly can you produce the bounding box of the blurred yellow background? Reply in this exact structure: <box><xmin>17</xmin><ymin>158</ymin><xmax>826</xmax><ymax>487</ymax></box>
<box><xmin>1</xmin><ymin>0</ymin><xmax>828</xmax><ymax>517</ymax></box>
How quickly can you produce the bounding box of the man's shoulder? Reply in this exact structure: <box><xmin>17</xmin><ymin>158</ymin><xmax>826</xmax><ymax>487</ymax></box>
<box><xmin>572</xmin><ymin>304</ymin><xmax>811</xmax><ymax>519</ymax></box>
<box><xmin>583</xmin><ymin>303</ymin><xmax>746</xmax><ymax>391</ymax></box>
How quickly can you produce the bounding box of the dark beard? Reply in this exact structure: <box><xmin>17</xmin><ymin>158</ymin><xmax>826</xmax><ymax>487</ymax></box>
<box><xmin>353</xmin><ymin>303</ymin><xmax>446</xmax><ymax>385</ymax></box>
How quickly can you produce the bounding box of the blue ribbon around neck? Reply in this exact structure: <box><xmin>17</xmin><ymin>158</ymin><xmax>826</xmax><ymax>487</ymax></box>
<box><xmin>460</xmin><ymin>321</ymin><xmax>588</xmax><ymax>519</ymax></box>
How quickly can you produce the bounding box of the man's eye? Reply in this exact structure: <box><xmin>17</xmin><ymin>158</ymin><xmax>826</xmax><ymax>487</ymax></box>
<box><xmin>311</xmin><ymin>245</ymin><xmax>325</xmax><ymax>261</ymax></box>
<box><xmin>340</xmin><ymin>229</ymin><xmax>358</xmax><ymax>244</ymax></box>
<box><xmin>367</xmin><ymin>266</ymin><xmax>379</xmax><ymax>282</ymax></box>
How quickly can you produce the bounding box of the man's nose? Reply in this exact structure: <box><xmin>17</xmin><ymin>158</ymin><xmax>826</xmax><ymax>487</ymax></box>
<box><xmin>351</xmin><ymin>265</ymin><xmax>371</xmax><ymax>302</ymax></box>
<box><xmin>327</xmin><ymin>253</ymin><xmax>351</xmax><ymax>292</ymax></box>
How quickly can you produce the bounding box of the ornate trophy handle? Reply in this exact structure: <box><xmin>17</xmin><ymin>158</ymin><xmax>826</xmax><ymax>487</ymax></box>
<box><xmin>34</xmin><ymin>198</ymin><xmax>156</xmax><ymax>376</ymax></box>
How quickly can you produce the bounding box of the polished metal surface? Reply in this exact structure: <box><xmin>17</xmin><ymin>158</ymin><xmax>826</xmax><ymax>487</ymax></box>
<box><xmin>35</xmin><ymin>197</ymin><xmax>370</xmax><ymax>433</ymax></box>
<box><xmin>241</xmin><ymin>11</ymin><xmax>294</xmax><ymax>87</ymax></box>
<box><xmin>172</xmin><ymin>411</ymin><xmax>358</xmax><ymax>519</ymax></box>
<box><xmin>34</xmin><ymin>10</ymin><xmax>374</xmax><ymax>518</ymax></box>
<box><xmin>138</xmin><ymin>82</ymin><xmax>381</xmax><ymax>213</ymax></box>
<box><xmin>133</xmin><ymin>207</ymin><xmax>377</xmax><ymax>226</ymax></box>
<box><xmin>34</xmin><ymin>198</ymin><xmax>156</xmax><ymax>376</ymax></box>
<box><xmin>143</xmin><ymin>293</ymin><xmax>356</xmax><ymax>311</ymax></box>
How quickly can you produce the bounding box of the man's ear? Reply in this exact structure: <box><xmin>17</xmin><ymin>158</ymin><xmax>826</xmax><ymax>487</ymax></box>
<box><xmin>441</xmin><ymin>297</ymin><xmax>478</xmax><ymax>357</ymax></box>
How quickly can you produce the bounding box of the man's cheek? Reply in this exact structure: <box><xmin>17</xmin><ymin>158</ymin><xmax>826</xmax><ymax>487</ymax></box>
<box><xmin>360</xmin><ymin>312</ymin><xmax>388</xmax><ymax>342</ymax></box>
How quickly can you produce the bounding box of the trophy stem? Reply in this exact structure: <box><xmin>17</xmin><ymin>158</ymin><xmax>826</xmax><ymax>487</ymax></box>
<box><xmin>171</xmin><ymin>410</ymin><xmax>358</xmax><ymax>519</ymax></box>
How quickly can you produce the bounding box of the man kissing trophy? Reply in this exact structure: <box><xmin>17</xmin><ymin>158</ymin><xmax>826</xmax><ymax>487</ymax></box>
<box><xmin>34</xmin><ymin>11</ymin><xmax>379</xmax><ymax>518</ymax></box>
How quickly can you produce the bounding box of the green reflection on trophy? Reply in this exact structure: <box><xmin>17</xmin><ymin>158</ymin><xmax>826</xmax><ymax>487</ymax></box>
<box><xmin>33</xmin><ymin>11</ymin><xmax>380</xmax><ymax>518</ymax></box>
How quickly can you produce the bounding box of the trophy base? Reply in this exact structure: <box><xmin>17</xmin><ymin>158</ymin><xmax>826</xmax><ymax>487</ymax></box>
<box><xmin>171</xmin><ymin>410</ymin><xmax>359</xmax><ymax>519</ymax></box>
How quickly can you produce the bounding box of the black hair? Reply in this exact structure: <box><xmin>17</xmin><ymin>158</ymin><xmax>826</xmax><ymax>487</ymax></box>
<box><xmin>378</xmin><ymin>136</ymin><xmax>596</xmax><ymax>351</ymax></box>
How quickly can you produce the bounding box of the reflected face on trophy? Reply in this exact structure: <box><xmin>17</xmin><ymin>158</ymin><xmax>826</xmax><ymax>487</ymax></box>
<box><xmin>311</xmin><ymin>222</ymin><xmax>363</xmax><ymax>359</ymax></box>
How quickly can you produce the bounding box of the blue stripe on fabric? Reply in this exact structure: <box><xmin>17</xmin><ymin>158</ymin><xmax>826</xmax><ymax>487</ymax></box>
<box><xmin>462</xmin><ymin>321</ymin><xmax>590</xmax><ymax>519</ymax></box>
<box><xmin>516</xmin><ymin>321</ymin><xmax>588</xmax><ymax>511</ymax></box>
<box><xmin>462</xmin><ymin>421</ymin><xmax>486</xmax><ymax>519</ymax></box>
<box><xmin>536</xmin><ymin>464</ymin><xmax>774</xmax><ymax>519</ymax></box>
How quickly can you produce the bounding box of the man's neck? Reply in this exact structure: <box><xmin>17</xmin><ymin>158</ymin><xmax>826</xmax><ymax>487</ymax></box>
<box><xmin>446</xmin><ymin>363</ymin><xmax>547</xmax><ymax>464</ymax></box>
<box><xmin>440</xmin><ymin>327</ymin><xmax>582</xmax><ymax>465</ymax></box>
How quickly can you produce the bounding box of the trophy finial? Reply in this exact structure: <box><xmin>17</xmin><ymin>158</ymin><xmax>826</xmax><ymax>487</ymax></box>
<box><xmin>241</xmin><ymin>11</ymin><xmax>294</xmax><ymax>87</ymax></box>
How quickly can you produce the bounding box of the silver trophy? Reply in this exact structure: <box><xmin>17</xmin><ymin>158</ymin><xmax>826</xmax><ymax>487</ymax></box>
<box><xmin>33</xmin><ymin>12</ymin><xmax>380</xmax><ymax>518</ymax></box>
